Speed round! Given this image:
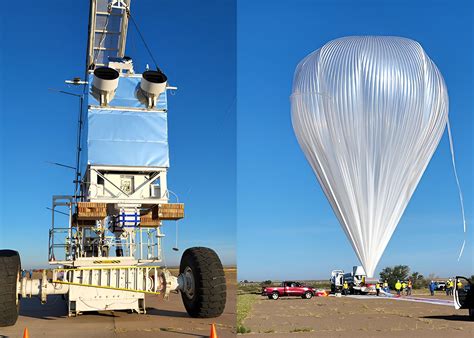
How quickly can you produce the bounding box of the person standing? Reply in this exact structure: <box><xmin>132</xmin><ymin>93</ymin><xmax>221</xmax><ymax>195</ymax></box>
<box><xmin>407</xmin><ymin>279</ymin><xmax>412</xmax><ymax>296</ymax></box>
<box><xmin>456</xmin><ymin>279</ymin><xmax>463</xmax><ymax>290</ymax></box>
<box><xmin>395</xmin><ymin>280</ymin><xmax>402</xmax><ymax>296</ymax></box>
<box><xmin>383</xmin><ymin>280</ymin><xmax>389</xmax><ymax>293</ymax></box>
<box><xmin>375</xmin><ymin>282</ymin><xmax>381</xmax><ymax>296</ymax></box>
<box><xmin>429</xmin><ymin>280</ymin><xmax>436</xmax><ymax>296</ymax></box>
<box><xmin>343</xmin><ymin>281</ymin><xmax>349</xmax><ymax>296</ymax></box>
<box><xmin>446</xmin><ymin>279</ymin><xmax>451</xmax><ymax>296</ymax></box>
<box><xmin>401</xmin><ymin>281</ymin><xmax>407</xmax><ymax>295</ymax></box>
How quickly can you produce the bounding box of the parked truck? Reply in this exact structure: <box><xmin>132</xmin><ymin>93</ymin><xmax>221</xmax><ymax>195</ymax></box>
<box><xmin>331</xmin><ymin>266</ymin><xmax>377</xmax><ymax>295</ymax></box>
<box><xmin>262</xmin><ymin>281</ymin><xmax>317</xmax><ymax>300</ymax></box>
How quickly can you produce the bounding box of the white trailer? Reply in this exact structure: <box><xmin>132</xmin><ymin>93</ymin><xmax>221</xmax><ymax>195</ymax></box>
<box><xmin>0</xmin><ymin>0</ymin><xmax>226</xmax><ymax>326</ymax></box>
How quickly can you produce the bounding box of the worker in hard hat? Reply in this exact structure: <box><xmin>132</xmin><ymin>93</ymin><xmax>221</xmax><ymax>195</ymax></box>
<box><xmin>375</xmin><ymin>282</ymin><xmax>381</xmax><ymax>296</ymax></box>
<box><xmin>383</xmin><ymin>280</ymin><xmax>389</xmax><ymax>293</ymax></box>
<box><xmin>343</xmin><ymin>281</ymin><xmax>349</xmax><ymax>296</ymax></box>
<box><xmin>395</xmin><ymin>280</ymin><xmax>402</xmax><ymax>296</ymax></box>
<box><xmin>429</xmin><ymin>280</ymin><xmax>436</xmax><ymax>296</ymax></box>
<box><xmin>446</xmin><ymin>279</ymin><xmax>451</xmax><ymax>296</ymax></box>
<box><xmin>401</xmin><ymin>280</ymin><xmax>407</xmax><ymax>294</ymax></box>
<box><xmin>457</xmin><ymin>280</ymin><xmax>463</xmax><ymax>290</ymax></box>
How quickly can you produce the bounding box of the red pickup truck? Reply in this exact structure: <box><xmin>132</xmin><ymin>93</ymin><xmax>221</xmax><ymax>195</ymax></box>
<box><xmin>262</xmin><ymin>281</ymin><xmax>317</xmax><ymax>300</ymax></box>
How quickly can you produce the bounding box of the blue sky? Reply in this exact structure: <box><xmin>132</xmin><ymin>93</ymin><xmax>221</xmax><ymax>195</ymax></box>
<box><xmin>0</xmin><ymin>0</ymin><xmax>236</xmax><ymax>268</ymax></box>
<box><xmin>237</xmin><ymin>0</ymin><xmax>473</xmax><ymax>280</ymax></box>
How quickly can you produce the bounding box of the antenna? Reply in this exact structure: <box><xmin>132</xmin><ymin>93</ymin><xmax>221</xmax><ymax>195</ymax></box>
<box><xmin>45</xmin><ymin>161</ymin><xmax>76</xmax><ymax>170</ymax></box>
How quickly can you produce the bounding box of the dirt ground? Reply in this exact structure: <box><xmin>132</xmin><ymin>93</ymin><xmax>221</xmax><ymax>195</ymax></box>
<box><xmin>0</xmin><ymin>268</ymin><xmax>236</xmax><ymax>338</ymax></box>
<box><xmin>240</xmin><ymin>293</ymin><xmax>473</xmax><ymax>337</ymax></box>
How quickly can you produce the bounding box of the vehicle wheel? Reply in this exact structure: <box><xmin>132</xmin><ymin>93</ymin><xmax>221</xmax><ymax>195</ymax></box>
<box><xmin>271</xmin><ymin>292</ymin><xmax>279</xmax><ymax>300</ymax></box>
<box><xmin>0</xmin><ymin>250</ymin><xmax>21</xmax><ymax>327</ymax></box>
<box><xmin>304</xmin><ymin>291</ymin><xmax>313</xmax><ymax>299</ymax></box>
<box><xmin>179</xmin><ymin>247</ymin><xmax>226</xmax><ymax>318</ymax></box>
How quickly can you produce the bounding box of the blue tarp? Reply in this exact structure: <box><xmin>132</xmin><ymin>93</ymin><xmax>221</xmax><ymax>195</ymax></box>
<box><xmin>84</xmin><ymin>109</ymin><xmax>169</xmax><ymax>167</ymax></box>
<box><xmin>80</xmin><ymin>74</ymin><xmax>170</xmax><ymax>171</ymax></box>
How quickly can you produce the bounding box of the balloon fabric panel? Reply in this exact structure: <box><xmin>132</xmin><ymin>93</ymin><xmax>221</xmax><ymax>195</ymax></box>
<box><xmin>291</xmin><ymin>36</ymin><xmax>448</xmax><ymax>277</ymax></box>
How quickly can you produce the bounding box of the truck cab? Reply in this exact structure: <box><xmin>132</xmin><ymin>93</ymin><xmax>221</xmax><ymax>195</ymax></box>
<box><xmin>330</xmin><ymin>270</ymin><xmax>344</xmax><ymax>293</ymax></box>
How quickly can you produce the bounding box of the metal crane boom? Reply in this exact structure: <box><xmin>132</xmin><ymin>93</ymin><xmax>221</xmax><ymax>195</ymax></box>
<box><xmin>86</xmin><ymin>0</ymin><xmax>131</xmax><ymax>70</ymax></box>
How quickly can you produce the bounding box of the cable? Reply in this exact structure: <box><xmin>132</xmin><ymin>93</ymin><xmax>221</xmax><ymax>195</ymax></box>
<box><xmin>127</xmin><ymin>10</ymin><xmax>163</xmax><ymax>73</ymax></box>
<box><xmin>446</xmin><ymin>119</ymin><xmax>467</xmax><ymax>261</ymax></box>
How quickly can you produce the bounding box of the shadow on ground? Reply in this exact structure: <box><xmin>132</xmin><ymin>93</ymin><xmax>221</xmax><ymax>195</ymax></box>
<box><xmin>145</xmin><ymin>308</ymin><xmax>189</xmax><ymax>318</ymax></box>
<box><xmin>20</xmin><ymin>295</ymin><xmax>67</xmax><ymax>320</ymax></box>
<box><xmin>19</xmin><ymin>295</ymin><xmax>190</xmax><ymax>320</ymax></box>
<box><xmin>422</xmin><ymin>315</ymin><xmax>473</xmax><ymax>322</ymax></box>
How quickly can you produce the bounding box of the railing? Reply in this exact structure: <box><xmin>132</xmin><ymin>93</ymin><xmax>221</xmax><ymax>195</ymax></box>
<box><xmin>49</xmin><ymin>196</ymin><xmax>163</xmax><ymax>263</ymax></box>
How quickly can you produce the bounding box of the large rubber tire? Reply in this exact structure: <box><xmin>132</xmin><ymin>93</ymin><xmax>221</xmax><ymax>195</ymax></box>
<box><xmin>179</xmin><ymin>247</ymin><xmax>226</xmax><ymax>318</ymax></box>
<box><xmin>0</xmin><ymin>250</ymin><xmax>20</xmax><ymax>327</ymax></box>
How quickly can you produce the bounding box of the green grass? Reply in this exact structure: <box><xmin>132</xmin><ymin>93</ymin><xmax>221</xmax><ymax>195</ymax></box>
<box><xmin>238</xmin><ymin>283</ymin><xmax>262</xmax><ymax>295</ymax></box>
<box><xmin>237</xmin><ymin>293</ymin><xmax>258</xmax><ymax>334</ymax></box>
<box><xmin>237</xmin><ymin>325</ymin><xmax>252</xmax><ymax>334</ymax></box>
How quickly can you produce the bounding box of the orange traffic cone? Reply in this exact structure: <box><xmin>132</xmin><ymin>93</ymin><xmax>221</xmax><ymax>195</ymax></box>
<box><xmin>210</xmin><ymin>323</ymin><xmax>218</xmax><ymax>338</ymax></box>
<box><xmin>23</xmin><ymin>328</ymin><xmax>30</xmax><ymax>338</ymax></box>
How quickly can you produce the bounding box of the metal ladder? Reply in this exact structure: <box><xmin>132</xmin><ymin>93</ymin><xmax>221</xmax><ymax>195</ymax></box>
<box><xmin>88</xmin><ymin>0</ymin><xmax>130</xmax><ymax>68</ymax></box>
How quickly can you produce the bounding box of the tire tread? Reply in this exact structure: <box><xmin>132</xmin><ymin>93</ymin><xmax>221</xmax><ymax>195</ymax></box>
<box><xmin>0</xmin><ymin>250</ymin><xmax>20</xmax><ymax>327</ymax></box>
<box><xmin>179</xmin><ymin>247</ymin><xmax>226</xmax><ymax>318</ymax></box>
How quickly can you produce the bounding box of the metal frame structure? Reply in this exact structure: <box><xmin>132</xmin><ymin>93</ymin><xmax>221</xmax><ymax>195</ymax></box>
<box><xmin>3</xmin><ymin>0</ymin><xmax>225</xmax><ymax>322</ymax></box>
<box><xmin>19</xmin><ymin>0</ymin><xmax>184</xmax><ymax>316</ymax></box>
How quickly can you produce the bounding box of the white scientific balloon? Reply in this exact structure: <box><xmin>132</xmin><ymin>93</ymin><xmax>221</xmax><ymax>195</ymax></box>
<box><xmin>291</xmin><ymin>36</ymin><xmax>448</xmax><ymax>277</ymax></box>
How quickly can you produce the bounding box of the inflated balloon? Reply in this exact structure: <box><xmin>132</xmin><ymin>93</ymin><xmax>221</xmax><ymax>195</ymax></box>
<box><xmin>291</xmin><ymin>36</ymin><xmax>448</xmax><ymax>277</ymax></box>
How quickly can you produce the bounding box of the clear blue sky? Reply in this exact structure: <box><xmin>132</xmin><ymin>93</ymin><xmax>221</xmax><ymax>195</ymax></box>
<box><xmin>237</xmin><ymin>0</ymin><xmax>473</xmax><ymax>280</ymax></box>
<box><xmin>0</xmin><ymin>0</ymin><xmax>236</xmax><ymax>268</ymax></box>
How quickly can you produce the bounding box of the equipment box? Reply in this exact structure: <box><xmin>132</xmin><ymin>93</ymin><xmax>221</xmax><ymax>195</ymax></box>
<box><xmin>77</xmin><ymin>202</ymin><xmax>107</xmax><ymax>220</ymax></box>
<box><xmin>140</xmin><ymin>210</ymin><xmax>160</xmax><ymax>227</ymax></box>
<box><xmin>152</xmin><ymin>203</ymin><xmax>185</xmax><ymax>220</ymax></box>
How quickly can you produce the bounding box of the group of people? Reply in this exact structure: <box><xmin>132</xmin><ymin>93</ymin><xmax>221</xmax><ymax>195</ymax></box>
<box><xmin>374</xmin><ymin>279</ymin><xmax>412</xmax><ymax>296</ymax></box>
<box><xmin>394</xmin><ymin>280</ymin><xmax>413</xmax><ymax>296</ymax></box>
<box><xmin>445</xmin><ymin>278</ymin><xmax>457</xmax><ymax>296</ymax></box>
<box><xmin>341</xmin><ymin>277</ymin><xmax>461</xmax><ymax>297</ymax></box>
<box><xmin>428</xmin><ymin>278</ymin><xmax>462</xmax><ymax>296</ymax></box>
<box><xmin>375</xmin><ymin>280</ymin><xmax>388</xmax><ymax>296</ymax></box>
<box><xmin>20</xmin><ymin>269</ymin><xmax>34</xmax><ymax>278</ymax></box>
